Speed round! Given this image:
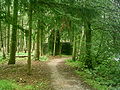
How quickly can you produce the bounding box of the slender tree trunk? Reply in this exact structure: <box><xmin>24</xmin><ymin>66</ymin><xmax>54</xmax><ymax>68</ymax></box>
<box><xmin>24</xmin><ymin>35</ymin><xmax>28</xmax><ymax>53</ymax></box>
<box><xmin>55</xmin><ymin>30</ymin><xmax>60</xmax><ymax>55</ymax></box>
<box><xmin>7</xmin><ymin>1</ymin><xmax>11</xmax><ymax>54</ymax></box>
<box><xmin>53</xmin><ymin>30</ymin><xmax>56</xmax><ymax>56</ymax></box>
<box><xmin>72</xmin><ymin>33</ymin><xmax>76</xmax><ymax>61</ymax></box>
<box><xmin>8</xmin><ymin>0</ymin><xmax>18</xmax><ymax>64</ymax></box>
<box><xmin>19</xmin><ymin>19</ymin><xmax>24</xmax><ymax>52</ymax></box>
<box><xmin>78</xmin><ymin>26</ymin><xmax>85</xmax><ymax>58</ymax></box>
<box><xmin>17</xmin><ymin>29</ymin><xmax>20</xmax><ymax>53</ymax></box>
<box><xmin>5</xmin><ymin>26</ymin><xmax>7</xmax><ymax>54</ymax></box>
<box><xmin>0</xmin><ymin>25</ymin><xmax>6</xmax><ymax>59</ymax></box>
<box><xmin>35</xmin><ymin>20</ymin><xmax>40</xmax><ymax>60</ymax></box>
<box><xmin>76</xmin><ymin>34</ymin><xmax>80</xmax><ymax>60</ymax></box>
<box><xmin>85</xmin><ymin>22</ymin><xmax>92</xmax><ymax>69</ymax></box>
<box><xmin>40</xmin><ymin>24</ymin><xmax>43</xmax><ymax>56</ymax></box>
<box><xmin>32</xmin><ymin>40</ymin><xmax>35</xmax><ymax>52</ymax></box>
<box><xmin>40</xmin><ymin>29</ymin><xmax>42</xmax><ymax>56</ymax></box>
<box><xmin>72</xmin><ymin>24</ymin><xmax>77</xmax><ymax>61</ymax></box>
<box><xmin>0</xmin><ymin>2</ymin><xmax>6</xmax><ymax>59</ymax></box>
<box><xmin>27</xmin><ymin>0</ymin><xmax>32</xmax><ymax>75</ymax></box>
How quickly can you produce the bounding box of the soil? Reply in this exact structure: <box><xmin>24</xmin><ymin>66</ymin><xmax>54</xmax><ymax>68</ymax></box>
<box><xmin>0</xmin><ymin>58</ymin><xmax>53</xmax><ymax>90</ymax></box>
<box><xmin>0</xmin><ymin>57</ymin><xmax>92</xmax><ymax>90</ymax></box>
<box><xmin>48</xmin><ymin>57</ymin><xmax>92</xmax><ymax>90</ymax></box>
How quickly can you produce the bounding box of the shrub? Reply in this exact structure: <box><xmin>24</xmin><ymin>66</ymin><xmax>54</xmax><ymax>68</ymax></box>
<box><xmin>39</xmin><ymin>56</ymin><xmax>48</xmax><ymax>61</ymax></box>
<box><xmin>66</xmin><ymin>58</ymin><xmax>120</xmax><ymax>89</ymax></box>
<box><xmin>93</xmin><ymin>59</ymin><xmax>120</xmax><ymax>87</ymax></box>
<box><xmin>0</xmin><ymin>80</ymin><xmax>20</xmax><ymax>90</ymax></box>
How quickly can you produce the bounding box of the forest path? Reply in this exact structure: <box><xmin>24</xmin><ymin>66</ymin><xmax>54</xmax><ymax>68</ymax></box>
<box><xmin>47</xmin><ymin>57</ymin><xmax>91</xmax><ymax>90</ymax></box>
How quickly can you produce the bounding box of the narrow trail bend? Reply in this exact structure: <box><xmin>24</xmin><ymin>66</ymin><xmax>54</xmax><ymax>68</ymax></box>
<box><xmin>47</xmin><ymin>58</ymin><xmax>91</xmax><ymax>90</ymax></box>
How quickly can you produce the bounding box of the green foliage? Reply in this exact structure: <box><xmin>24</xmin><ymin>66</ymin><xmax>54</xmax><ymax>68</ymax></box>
<box><xmin>1</xmin><ymin>0</ymin><xmax>120</xmax><ymax>89</ymax></box>
<box><xmin>0</xmin><ymin>80</ymin><xmax>22</xmax><ymax>90</ymax></box>
<box><xmin>16</xmin><ymin>52</ymin><xmax>29</xmax><ymax>56</ymax></box>
<box><xmin>39</xmin><ymin>56</ymin><xmax>48</xmax><ymax>61</ymax></box>
<box><xmin>24</xmin><ymin>85</ymin><xmax>35</xmax><ymax>90</ymax></box>
<box><xmin>66</xmin><ymin>59</ymin><xmax>120</xmax><ymax>89</ymax></box>
<box><xmin>0</xmin><ymin>56</ymin><xmax>3</xmax><ymax>61</ymax></box>
<box><xmin>76</xmin><ymin>70</ymin><xmax>108</xmax><ymax>90</ymax></box>
<box><xmin>0</xmin><ymin>80</ymin><xmax>49</xmax><ymax>90</ymax></box>
<box><xmin>16</xmin><ymin>52</ymin><xmax>34</xmax><ymax>58</ymax></box>
<box><xmin>93</xmin><ymin>60</ymin><xmax>120</xmax><ymax>87</ymax></box>
<box><xmin>0</xmin><ymin>56</ymin><xmax>8</xmax><ymax>63</ymax></box>
<box><xmin>65</xmin><ymin>59</ymin><xmax>85</xmax><ymax>70</ymax></box>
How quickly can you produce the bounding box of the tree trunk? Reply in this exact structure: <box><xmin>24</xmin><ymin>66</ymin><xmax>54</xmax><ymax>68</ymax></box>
<box><xmin>72</xmin><ymin>24</ymin><xmax>77</xmax><ymax>61</ymax></box>
<box><xmin>17</xmin><ymin>29</ymin><xmax>20</xmax><ymax>53</ymax></box>
<box><xmin>27</xmin><ymin>0</ymin><xmax>32</xmax><ymax>75</ymax></box>
<box><xmin>85</xmin><ymin>22</ymin><xmax>92</xmax><ymax>69</ymax></box>
<box><xmin>8</xmin><ymin>0</ymin><xmax>18</xmax><ymax>64</ymax></box>
<box><xmin>53</xmin><ymin>30</ymin><xmax>56</xmax><ymax>56</ymax></box>
<box><xmin>35</xmin><ymin>20</ymin><xmax>40</xmax><ymax>60</ymax></box>
<box><xmin>0</xmin><ymin>25</ymin><xmax>6</xmax><ymax>59</ymax></box>
<box><xmin>56</xmin><ymin>30</ymin><xmax>60</xmax><ymax>55</ymax></box>
<box><xmin>40</xmin><ymin>23</ymin><xmax>44</xmax><ymax>56</ymax></box>
<box><xmin>0</xmin><ymin>2</ymin><xmax>6</xmax><ymax>59</ymax></box>
<box><xmin>6</xmin><ymin>1</ymin><xmax>11</xmax><ymax>55</ymax></box>
<box><xmin>19</xmin><ymin>19</ymin><xmax>24</xmax><ymax>52</ymax></box>
<box><xmin>78</xmin><ymin>26</ymin><xmax>85</xmax><ymax>59</ymax></box>
<box><xmin>72</xmin><ymin>32</ymin><xmax>76</xmax><ymax>61</ymax></box>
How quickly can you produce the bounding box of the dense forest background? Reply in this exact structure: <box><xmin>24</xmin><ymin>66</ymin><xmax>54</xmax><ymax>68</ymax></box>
<box><xmin>0</xmin><ymin>0</ymin><xmax>120</xmax><ymax>90</ymax></box>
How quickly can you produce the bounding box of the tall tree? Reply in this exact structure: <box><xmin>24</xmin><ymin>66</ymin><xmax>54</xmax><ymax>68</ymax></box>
<box><xmin>0</xmin><ymin>0</ymin><xmax>6</xmax><ymax>59</ymax></box>
<box><xmin>8</xmin><ymin>0</ymin><xmax>18</xmax><ymax>64</ymax></box>
<box><xmin>6</xmin><ymin>0</ymin><xmax>11</xmax><ymax>54</ymax></box>
<box><xmin>84</xmin><ymin>21</ymin><xmax>92</xmax><ymax>68</ymax></box>
<box><xmin>27</xmin><ymin>0</ymin><xmax>33</xmax><ymax>75</ymax></box>
<box><xmin>35</xmin><ymin>20</ymin><xmax>40</xmax><ymax>60</ymax></box>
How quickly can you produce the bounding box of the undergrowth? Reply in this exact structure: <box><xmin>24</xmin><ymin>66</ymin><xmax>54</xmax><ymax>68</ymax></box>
<box><xmin>39</xmin><ymin>56</ymin><xmax>48</xmax><ymax>61</ymax></box>
<box><xmin>0</xmin><ymin>56</ymin><xmax>8</xmax><ymax>64</ymax></box>
<box><xmin>66</xmin><ymin>59</ymin><xmax>120</xmax><ymax>90</ymax></box>
<box><xmin>0</xmin><ymin>80</ymin><xmax>22</xmax><ymax>90</ymax></box>
<box><xmin>0</xmin><ymin>80</ymin><xmax>48</xmax><ymax>90</ymax></box>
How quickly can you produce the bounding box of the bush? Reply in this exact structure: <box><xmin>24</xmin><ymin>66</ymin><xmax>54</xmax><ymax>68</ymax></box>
<box><xmin>65</xmin><ymin>59</ymin><xmax>85</xmax><ymax>70</ymax></box>
<box><xmin>93</xmin><ymin>59</ymin><xmax>120</xmax><ymax>87</ymax></box>
<box><xmin>39</xmin><ymin>56</ymin><xmax>48</xmax><ymax>61</ymax></box>
<box><xmin>0</xmin><ymin>56</ymin><xmax>7</xmax><ymax>63</ymax></box>
<box><xmin>66</xmin><ymin>58</ymin><xmax>120</xmax><ymax>89</ymax></box>
<box><xmin>0</xmin><ymin>80</ymin><xmax>21</xmax><ymax>90</ymax></box>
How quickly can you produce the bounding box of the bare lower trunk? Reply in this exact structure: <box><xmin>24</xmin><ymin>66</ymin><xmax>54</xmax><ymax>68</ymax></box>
<box><xmin>72</xmin><ymin>34</ymin><xmax>76</xmax><ymax>61</ymax></box>
<box><xmin>85</xmin><ymin>22</ymin><xmax>92</xmax><ymax>69</ymax></box>
<box><xmin>7</xmin><ymin>3</ymin><xmax>10</xmax><ymax>54</ymax></box>
<box><xmin>53</xmin><ymin>30</ymin><xmax>56</xmax><ymax>56</ymax></box>
<box><xmin>78</xmin><ymin>26</ymin><xmax>85</xmax><ymax>58</ymax></box>
<box><xmin>0</xmin><ymin>18</ymin><xmax>6</xmax><ymax>59</ymax></box>
<box><xmin>27</xmin><ymin>0</ymin><xmax>32</xmax><ymax>75</ymax></box>
<box><xmin>35</xmin><ymin>20</ymin><xmax>40</xmax><ymax>60</ymax></box>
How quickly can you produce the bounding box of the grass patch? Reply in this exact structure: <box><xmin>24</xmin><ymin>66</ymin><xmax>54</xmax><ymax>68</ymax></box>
<box><xmin>39</xmin><ymin>56</ymin><xmax>48</xmax><ymax>61</ymax></box>
<box><xmin>60</xmin><ymin>55</ymin><xmax>72</xmax><ymax>57</ymax></box>
<box><xmin>0</xmin><ymin>56</ymin><xmax>8</xmax><ymax>64</ymax></box>
<box><xmin>0</xmin><ymin>80</ymin><xmax>50</xmax><ymax>90</ymax></box>
<box><xmin>16</xmin><ymin>52</ymin><xmax>29</xmax><ymax>56</ymax></box>
<box><xmin>0</xmin><ymin>80</ymin><xmax>22</xmax><ymax>90</ymax></box>
<box><xmin>65</xmin><ymin>59</ymin><xmax>85</xmax><ymax>70</ymax></box>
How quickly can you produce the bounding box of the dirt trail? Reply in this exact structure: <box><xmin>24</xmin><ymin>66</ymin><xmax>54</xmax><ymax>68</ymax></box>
<box><xmin>47</xmin><ymin>58</ymin><xmax>91</xmax><ymax>90</ymax></box>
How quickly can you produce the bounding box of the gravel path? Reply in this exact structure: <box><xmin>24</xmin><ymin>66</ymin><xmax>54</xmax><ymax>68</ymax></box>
<box><xmin>47</xmin><ymin>58</ymin><xmax>91</xmax><ymax>90</ymax></box>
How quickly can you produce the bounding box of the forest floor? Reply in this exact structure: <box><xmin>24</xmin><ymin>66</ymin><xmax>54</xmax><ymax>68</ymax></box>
<box><xmin>48</xmin><ymin>57</ymin><xmax>92</xmax><ymax>90</ymax></box>
<box><xmin>0</xmin><ymin>57</ymin><xmax>92</xmax><ymax>90</ymax></box>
